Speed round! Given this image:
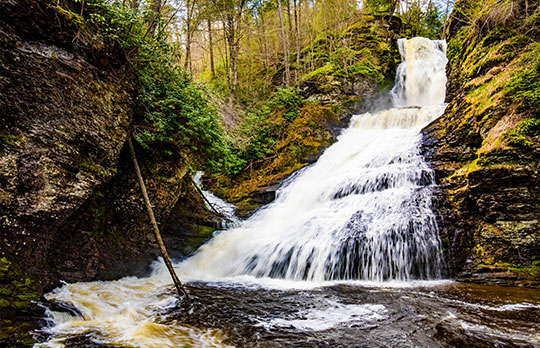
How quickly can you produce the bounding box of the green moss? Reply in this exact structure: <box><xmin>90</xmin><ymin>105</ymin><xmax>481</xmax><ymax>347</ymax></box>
<box><xmin>0</xmin><ymin>131</ymin><xmax>21</xmax><ymax>147</ymax></box>
<box><xmin>302</xmin><ymin>64</ymin><xmax>337</xmax><ymax>82</ymax></box>
<box><xmin>347</xmin><ymin>61</ymin><xmax>384</xmax><ymax>83</ymax></box>
<box><xmin>504</xmin><ymin>43</ymin><xmax>540</xmax><ymax>113</ymax></box>
<box><xmin>0</xmin><ymin>319</ymin><xmax>36</xmax><ymax>348</ymax></box>
<box><xmin>503</xmin><ymin>118</ymin><xmax>540</xmax><ymax>148</ymax></box>
<box><xmin>55</xmin><ymin>5</ymin><xmax>85</xmax><ymax>28</ymax></box>
<box><xmin>481</xmin><ymin>261</ymin><xmax>540</xmax><ymax>279</ymax></box>
<box><xmin>79</xmin><ymin>157</ymin><xmax>115</xmax><ymax>177</ymax></box>
<box><xmin>180</xmin><ymin>225</ymin><xmax>216</xmax><ymax>255</ymax></box>
<box><xmin>0</xmin><ymin>257</ymin><xmax>41</xmax><ymax>311</ymax></box>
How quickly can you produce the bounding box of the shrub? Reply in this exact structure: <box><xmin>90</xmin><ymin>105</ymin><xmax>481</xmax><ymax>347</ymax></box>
<box><xmin>77</xmin><ymin>0</ymin><xmax>233</xmax><ymax>173</ymax></box>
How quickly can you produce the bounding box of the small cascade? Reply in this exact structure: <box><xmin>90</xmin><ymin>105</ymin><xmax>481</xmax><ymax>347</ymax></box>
<box><xmin>178</xmin><ymin>37</ymin><xmax>448</xmax><ymax>282</ymax></box>
<box><xmin>193</xmin><ymin>172</ymin><xmax>241</xmax><ymax>229</ymax></box>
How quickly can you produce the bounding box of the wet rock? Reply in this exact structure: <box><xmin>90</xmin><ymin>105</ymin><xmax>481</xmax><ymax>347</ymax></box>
<box><xmin>0</xmin><ymin>1</ymin><xmax>210</xmax><ymax>345</ymax></box>
<box><xmin>421</xmin><ymin>0</ymin><xmax>540</xmax><ymax>286</ymax></box>
<box><xmin>250</xmin><ymin>186</ymin><xmax>278</xmax><ymax>205</ymax></box>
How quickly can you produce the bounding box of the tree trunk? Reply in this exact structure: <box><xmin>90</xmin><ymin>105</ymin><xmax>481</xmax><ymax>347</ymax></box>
<box><xmin>127</xmin><ymin>138</ymin><xmax>189</xmax><ymax>299</ymax></box>
<box><xmin>443</xmin><ymin>0</ymin><xmax>451</xmax><ymax>39</ymax></box>
<box><xmin>294</xmin><ymin>0</ymin><xmax>301</xmax><ymax>84</ymax></box>
<box><xmin>277</xmin><ymin>0</ymin><xmax>290</xmax><ymax>86</ymax></box>
<box><xmin>261</xmin><ymin>13</ymin><xmax>269</xmax><ymax>69</ymax></box>
<box><xmin>184</xmin><ymin>34</ymin><xmax>192</xmax><ymax>73</ymax></box>
<box><xmin>224</xmin><ymin>14</ymin><xmax>238</xmax><ymax>104</ymax></box>
<box><xmin>147</xmin><ymin>0</ymin><xmax>162</xmax><ymax>37</ymax></box>
<box><xmin>286</xmin><ymin>0</ymin><xmax>293</xmax><ymax>45</ymax></box>
<box><xmin>222</xmin><ymin>20</ymin><xmax>233</xmax><ymax>105</ymax></box>
<box><xmin>232</xmin><ymin>40</ymin><xmax>239</xmax><ymax>102</ymax></box>
<box><xmin>322</xmin><ymin>0</ymin><xmax>327</xmax><ymax>34</ymax></box>
<box><xmin>208</xmin><ymin>18</ymin><xmax>216</xmax><ymax>78</ymax></box>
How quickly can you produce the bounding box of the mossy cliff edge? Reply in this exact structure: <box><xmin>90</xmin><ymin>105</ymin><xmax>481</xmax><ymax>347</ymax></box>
<box><xmin>422</xmin><ymin>0</ymin><xmax>540</xmax><ymax>286</ymax></box>
<box><xmin>0</xmin><ymin>1</ymin><xmax>216</xmax><ymax>345</ymax></box>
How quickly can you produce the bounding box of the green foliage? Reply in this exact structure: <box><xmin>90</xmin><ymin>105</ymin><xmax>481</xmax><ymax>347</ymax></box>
<box><xmin>78</xmin><ymin>0</ymin><xmax>233</xmax><ymax>173</ymax></box>
<box><xmin>503</xmin><ymin>118</ymin><xmax>540</xmax><ymax>148</ymax></box>
<box><xmin>55</xmin><ymin>4</ymin><xmax>85</xmax><ymax>28</ymax></box>
<box><xmin>217</xmin><ymin>88</ymin><xmax>306</xmax><ymax>177</ymax></box>
<box><xmin>267</xmin><ymin>88</ymin><xmax>304</xmax><ymax>122</ymax></box>
<box><xmin>302</xmin><ymin>63</ymin><xmax>337</xmax><ymax>81</ymax></box>
<box><xmin>400</xmin><ymin>1</ymin><xmax>444</xmax><ymax>39</ymax></box>
<box><xmin>347</xmin><ymin>61</ymin><xmax>384</xmax><ymax>83</ymax></box>
<box><xmin>505</xmin><ymin>43</ymin><xmax>540</xmax><ymax>113</ymax></box>
<box><xmin>365</xmin><ymin>0</ymin><xmax>398</xmax><ymax>14</ymax></box>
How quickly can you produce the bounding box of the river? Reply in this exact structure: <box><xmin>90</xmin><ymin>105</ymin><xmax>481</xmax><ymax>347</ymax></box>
<box><xmin>34</xmin><ymin>37</ymin><xmax>540</xmax><ymax>348</ymax></box>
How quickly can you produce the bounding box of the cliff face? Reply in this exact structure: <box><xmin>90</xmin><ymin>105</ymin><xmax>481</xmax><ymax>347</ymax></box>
<box><xmin>422</xmin><ymin>0</ymin><xmax>540</xmax><ymax>285</ymax></box>
<box><xmin>0</xmin><ymin>1</ymin><xmax>212</xmax><ymax>344</ymax></box>
<box><xmin>0</xmin><ymin>0</ymin><xmax>136</xmax><ymax>285</ymax></box>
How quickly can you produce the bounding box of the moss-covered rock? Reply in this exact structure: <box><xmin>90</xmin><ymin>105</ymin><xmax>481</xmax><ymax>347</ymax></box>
<box><xmin>209</xmin><ymin>104</ymin><xmax>339</xmax><ymax>216</ymax></box>
<box><xmin>299</xmin><ymin>14</ymin><xmax>400</xmax><ymax>101</ymax></box>
<box><xmin>0</xmin><ymin>1</ymin><xmax>218</xmax><ymax>345</ymax></box>
<box><xmin>422</xmin><ymin>0</ymin><xmax>540</xmax><ymax>286</ymax></box>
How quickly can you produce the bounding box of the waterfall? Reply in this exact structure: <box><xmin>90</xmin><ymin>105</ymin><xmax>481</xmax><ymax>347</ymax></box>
<box><xmin>391</xmin><ymin>38</ymin><xmax>447</xmax><ymax>107</ymax></box>
<box><xmin>37</xmin><ymin>38</ymin><xmax>539</xmax><ymax>348</ymax></box>
<box><xmin>193</xmin><ymin>172</ymin><xmax>241</xmax><ymax>229</ymax></box>
<box><xmin>179</xmin><ymin>37</ymin><xmax>448</xmax><ymax>282</ymax></box>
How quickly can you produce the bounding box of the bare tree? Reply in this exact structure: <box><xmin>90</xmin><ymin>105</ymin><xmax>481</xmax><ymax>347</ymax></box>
<box><xmin>210</xmin><ymin>0</ymin><xmax>248</xmax><ymax>103</ymax></box>
<box><xmin>207</xmin><ymin>18</ymin><xmax>216</xmax><ymax>78</ymax></box>
<box><xmin>277</xmin><ymin>0</ymin><xmax>291</xmax><ymax>86</ymax></box>
<box><xmin>127</xmin><ymin>138</ymin><xmax>189</xmax><ymax>300</ymax></box>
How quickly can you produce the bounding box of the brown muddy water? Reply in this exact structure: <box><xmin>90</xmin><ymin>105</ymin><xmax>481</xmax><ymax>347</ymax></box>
<box><xmin>35</xmin><ymin>280</ymin><xmax>539</xmax><ymax>348</ymax></box>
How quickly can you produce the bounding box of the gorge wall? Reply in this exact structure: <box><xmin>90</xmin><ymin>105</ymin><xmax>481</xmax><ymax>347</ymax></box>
<box><xmin>422</xmin><ymin>0</ymin><xmax>540</xmax><ymax>285</ymax></box>
<box><xmin>0</xmin><ymin>0</ymin><xmax>214</xmax><ymax>345</ymax></box>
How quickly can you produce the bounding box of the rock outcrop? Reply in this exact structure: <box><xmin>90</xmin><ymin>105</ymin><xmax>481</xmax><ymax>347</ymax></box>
<box><xmin>0</xmin><ymin>1</ymin><xmax>214</xmax><ymax>345</ymax></box>
<box><xmin>422</xmin><ymin>0</ymin><xmax>540</xmax><ymax>286</ymax></box>
<box><xmin>299</xmin><ymin>14</ymin><xmax>401</xmax><ymax>102</ymax></box>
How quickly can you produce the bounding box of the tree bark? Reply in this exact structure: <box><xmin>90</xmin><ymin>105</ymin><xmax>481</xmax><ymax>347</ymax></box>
<box><xmin>261</xmin><ymin>13</ymin><xmax>269</xmax><ymax>69</ymax></box>
<box><xmin>147</xmin><ymin>0</ymin><xmax>162</xmax><ymax>37</ymax></box>
<box><xmin>277</xmin><ymin>0</ymin><xmax>291</xmax><ymax>86</ymax></box>
<box><xmin>294</xmin><ymin>0</ymin><xmax>301</xmax><ymax>84</ymax></box>
<box><xmin>442</xmin><ymin>0</ymin><xmax>451</xmax><ymax>39</ymax></box>
<box><xmin>286</xmin><ymin>0</ymin><xmax>293</xmax><ymax>46</ymax></box>
<box><xmin>208</xmin><ymin>18</ymin><xmax>216</xmax><ymax>78</ymax></box>
<box><xmin>184</xmin><ymin>35</ymin><xmax>192</xmax><ymax>73</ymax></box>
<box><xmin>127</xmin><ymin>138</ymin><xmax>189</xmax><ymax>299</ymax></box>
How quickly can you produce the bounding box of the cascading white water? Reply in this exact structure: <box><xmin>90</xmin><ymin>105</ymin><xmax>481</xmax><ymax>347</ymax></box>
<box><xmin>37</xmin><ymin>38</ymin><xmax>540</xmax><ymax>348</ymax></box>
<box><xmin>193</xmin><ymin>172</ymin><xmax>241</xmax><ymax>229</ymax></box>
<box><xmin>391</xmin><ymin>38</ymin><xmax>447</xmax><ymax>107</ymax></box>
<box><xmin>178</xmin><ymin>37</ymin><xmax>449</xmax><ymax>282</ymax></box>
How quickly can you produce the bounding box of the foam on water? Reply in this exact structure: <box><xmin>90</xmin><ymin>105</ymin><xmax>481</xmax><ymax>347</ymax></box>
<box><xmin>259</xmin><ymin>302</ymin><xmax>387</xmax><ymax>331</ymax></box>
<box><xmin>35</xmin><ymin>278</ymin><xmax>233</xmax><ymax>348</ymax></box>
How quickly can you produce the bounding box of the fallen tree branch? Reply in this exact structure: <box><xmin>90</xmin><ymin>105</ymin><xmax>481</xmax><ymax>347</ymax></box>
<box><xmin>127</xmin><ymin>137</ymin><xmax>189</xmax><ymax>300</ymax></box>
<box><xmin>188</xmin><ymin>175</ymin><xmax>225</xmax><ymax>218</ymax></box>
